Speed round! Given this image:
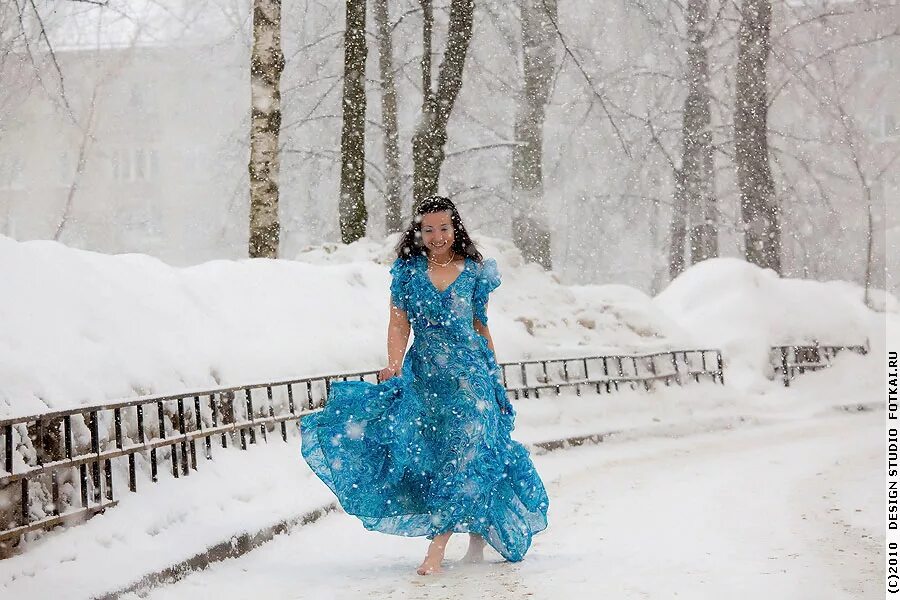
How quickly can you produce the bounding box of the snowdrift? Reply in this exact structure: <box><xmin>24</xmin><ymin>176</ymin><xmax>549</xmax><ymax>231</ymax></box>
<box><xmin>0</xmin><ymin>234</ymin><xmax>890</xmax><ymax>417</ymax></box>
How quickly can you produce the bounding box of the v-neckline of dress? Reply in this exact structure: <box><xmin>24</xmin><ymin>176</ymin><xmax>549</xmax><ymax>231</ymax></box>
<box><xmin>422</xmin><ymin>255</ymin><xmax>469</xmax><ymax>294</ymax></box>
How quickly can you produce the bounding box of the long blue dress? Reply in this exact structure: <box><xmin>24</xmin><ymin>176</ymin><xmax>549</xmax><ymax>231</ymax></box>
<box><xmin>300</xmin><ymin>255</ymin><xmax>549</xmax><ymax>562</ymax></box>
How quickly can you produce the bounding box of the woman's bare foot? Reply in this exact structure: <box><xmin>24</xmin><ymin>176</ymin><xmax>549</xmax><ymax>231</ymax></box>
<box><xmin>416</xmin><ymin>554</ymin><xmax>443</xmax><ymax>575</ymax></box>
<box><xmin>460</xmin><ymin>533</ymin><xmax>486</xmax><ymax>564</ymax></box>
<box><xmin>416</xmin><ymin>533</ymin><xmax>451</xmax><ymax>575</ymax></box>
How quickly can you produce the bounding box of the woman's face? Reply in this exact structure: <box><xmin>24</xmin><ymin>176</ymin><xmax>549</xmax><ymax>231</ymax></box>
<box><xmin>420</xmin><ymin>210</ymin><xmax>455</xmax><ymax>254</ymax></box>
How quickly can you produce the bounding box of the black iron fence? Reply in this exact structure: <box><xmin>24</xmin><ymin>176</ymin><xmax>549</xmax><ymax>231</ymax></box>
<box><xmin>771</xmin><ymin>341</ymin><xmax>869</xmax><ymax>386</ymax></box>
<box><xmin>500</xmin><ymin>348</ymin><xmax>724</xmax><ymax>398</ymax></box>
<box><xmin>0</xmin><ymin>348</ymin><xmax>723</xmax><ymax>551</ymax></box>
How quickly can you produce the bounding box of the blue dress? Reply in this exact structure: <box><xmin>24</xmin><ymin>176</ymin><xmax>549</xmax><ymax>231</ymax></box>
<box><xmin>299</xmin><ymin>255</ymin><xmax>549</xmax><ymax>562</ymax></box>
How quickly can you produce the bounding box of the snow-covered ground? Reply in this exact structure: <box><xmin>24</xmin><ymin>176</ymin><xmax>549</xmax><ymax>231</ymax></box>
<box><xmin>134</xmin><ymin>409</ymin><xmax>881</xmax><ymax>600</ymax></box>
<box><xmin>1</xmin><ymin>233</ymin><xmax>892</xmax><ymax>417</ymax></box>
<box><xmin>0</xmin><ymin>355</ymin><xmax>884</xmax><ymax>600</ymax></box>
<box><xmin>0</xmin><ymin>235</ymin><xmax>893</xmax><ymax>599</ymax></box>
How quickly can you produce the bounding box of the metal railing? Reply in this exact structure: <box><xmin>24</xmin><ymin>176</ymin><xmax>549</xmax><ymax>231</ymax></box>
<box><xmin>499</xmin><ymin>348</ymin><xmax>724</xmax><ymax>398</ymax></box>
<box><xmin>0</xmin><ymin>348</ymin><xmax>723</xmax><ymax>551</ymax></box>
<box><xmin>771</xmin><ymin>341</ymin><xmax>869</xmax><ymax>386</ymax></box>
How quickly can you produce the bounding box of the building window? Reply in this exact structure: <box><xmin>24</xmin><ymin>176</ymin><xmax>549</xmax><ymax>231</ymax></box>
<box><xmin>129</xmin><ymin>83</ymin><xmax>143</xmax><ymax>108</ymax></box>
<box><xmin>58</xmin><ymin>151</ymin><xmax>79</xmax><ymax>185</ymax></box>
<box><xmin>875</xmin><ymin>40</ymin><xmax>896</xmax><ymax>70</ymax></box>
<box><xmin>0</xmin><ymin>156</ymin><xmax>24</xmax><ymax>190</ymax></box>
<box><xmin>885</xmin><ymin>114</ymin><xmax>898</xmax><ymax>138</ymax></box>
<box><xmin>110</xmin><ymin>148</ymin><xmax>160</xmax><ymax>181</ymax></box>
<box><xmin>119</xmin><ymin>195</ymin><xmax>162</xmax><ymax>238</ymax></box>
<box><xmin>870</xmin><ymin>114</ymin><xmax>899</xmax><ymax>140</ymax></box>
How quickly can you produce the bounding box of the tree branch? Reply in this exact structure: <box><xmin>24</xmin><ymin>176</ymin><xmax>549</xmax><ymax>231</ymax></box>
<box><xmin>540</xmin><ymin>0</ymin><xmax>632</xmax><ymax>157</ymax></box>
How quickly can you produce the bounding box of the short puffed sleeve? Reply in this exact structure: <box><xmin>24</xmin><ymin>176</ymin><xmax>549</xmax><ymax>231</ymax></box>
<box><xmin>389</xmin><ymin>257</ymin><xmax>413</xmax><ymax>311</ymax></box>
<box><xmin>472</xmin><ymin>258</ymin><xmax>501</xmax><ymax>325</ymax></box>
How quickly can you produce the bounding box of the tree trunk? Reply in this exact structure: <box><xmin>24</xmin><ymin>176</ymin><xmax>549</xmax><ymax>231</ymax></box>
<box><xmin>511</xmin><ymin>0</ymin><xmax>555</xmax><ymax>269</ymax></box>
<box><xmin>55</xmin><ymin>85</ymin><xmax>99</xmax><ymax>242</ymax></box>
<box><xmin>248</xmin><ymin>0</ymin><xmax>284</xmax><ymax>259</ymax></box>
<box><xmin>864</xmin><ymin>198</ymin><xmax>874</xmax><ymax>307</ymax></box>
<box><xmin>682</xmin><ymin>0</ymin><xmax>717</xmax><ymax>265</ymax></box>
<box><xmin>735</xmin><ymin>0</ymin><xmax>780</xmax><ymax>272</ymax></box>
<box><xmin>339</xmin><ymin>0</ymin><xmax>368</xmax><ymax>243</ymax></box>
<box><xmin>420</xmin><ymin>0</ymin><xmax>433</xmax><ymax>112</ymax></box>
<box><xmin>338</xmin><ymin>0</ymin><xmax>369</xmax><ymax>244</ymax></box>
<box><xmin>669</xmin><ymin>168</ymin><xmax>688</xmax><ymax>280</ymax></box>
<box><xmin>373</xmin><ymin>0</ymin><xmax>402</xmax><ymax>234</ymax></box>
<box><xmin>412</xmin><ymin>0</ymin><xmax>475</xmax><ymax>208</ymax></box>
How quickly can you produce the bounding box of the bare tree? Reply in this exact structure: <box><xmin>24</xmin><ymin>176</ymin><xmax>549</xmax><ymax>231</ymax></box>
<box><xmin>339</xmin><ymin>0</ymin><xmax>368</xmax><ymax>243</ymax></box>
<box><xmin>669</xmin><ymin>168</ymin><xmax>688</xmax><ymax>279</ymax></box>
<box><xmin>54</xmin><ymin>85</ymin><xmax>99</xmax><ymax>240</ymax></box>
<box><xmin>419</xmin><ymin>0</ymin><xmax>433</xmax><ymax>115</ymax></box>
<box><xmin>682</xmin><ymin>0</ymin><xmax>718</xmax><ymax>264</ymax></box>
<box><xmin>511</xmin><ymin>0</ymin><xmax>556</xmax><ymax>269</ymax></box>
<box><xmin>5</xmin><ymin>0</ymin><xmax>139</xmax><ymax>242</ymax></box>
<box><xmin>735</xmin><ymin>0</ymin><xmax>780</xmax><ymax>272</ymax></box>
<box><xmin>827</xmin><ymin>63</ymin><xmax>893</xmax><ymax>308</ymax></box>
<box><xmin>372</xmin><ymin>0</ymin><xmax>402</xmax><ymax>234</ymax></box>
<box><xmin>249</xmin><ymin>0</ymin><xmax>285</xmax><ymax>258</ymax></box>
<box><xmin>763</xmin><ymin>1</ymin><xmax>897</xmax><ymax>287</ymax></box>
<box><xmin>411</xmin><ymin>0</ymin><xmax>475</xmax><ymax>207</ymax></box>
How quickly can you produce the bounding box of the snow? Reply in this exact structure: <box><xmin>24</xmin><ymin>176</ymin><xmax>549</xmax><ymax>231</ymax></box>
<box><xmin>35</xmin><ymin>0</ymin><xmax>241</xmax><ymax>52</ymax></box>
<box><xmin>0</xmin><ymin>361</ymin><xmax>884</xmax><ymax>599</ymax></box>
<box><xmin>653</xmin><ymin>256</ymin><xmax>891</xmax><ymax>391</ymax></box>
<box><xmin>136</xmin><ymin>405</ymin><xmax>880</xmax><ymax>600</ymax></box>
<box><xmin>0</xmin><ymin>235</ymin><xmax>892</xmax><ymax>598</ymax></box>
<box><xmin>2</xmin><ymin>233</ymin><xmax>891</xmax><ymax>419</ymax></box>
<box><xmin>0</xmin><ymin>0</ymin><xmax>893</xmax><ymax>595</ymax></box>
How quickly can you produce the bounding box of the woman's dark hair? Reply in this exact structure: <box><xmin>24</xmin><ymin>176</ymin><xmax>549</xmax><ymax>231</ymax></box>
<box><xmin>394</xmin><ymin>195</ymin><xmax>483</xmax><ymax>263</ymax></box>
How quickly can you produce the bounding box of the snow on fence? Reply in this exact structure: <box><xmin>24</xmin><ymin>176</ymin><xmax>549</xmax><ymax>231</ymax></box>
<box><xmin>770</xmin><ymin>341</ymin><xmax>869</xmax><ymax>387</ymax></box>
<box><xmin>0</xmin><ymin>349</ymin><xmax>724</xmax><ymax>555</ymax></box>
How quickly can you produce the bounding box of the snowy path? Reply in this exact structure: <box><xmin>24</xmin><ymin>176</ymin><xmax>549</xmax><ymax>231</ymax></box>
<box><xmin>139</xmin><ymin>409</ymin><xmax>882</xmax><ymax>600</ymax></box>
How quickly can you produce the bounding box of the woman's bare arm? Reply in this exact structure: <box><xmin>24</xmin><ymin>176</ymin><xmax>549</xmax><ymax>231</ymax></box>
<box><xmin>382</xmin><ymin>304</ymin><xmax>410</xmax><ymax>379</ymax></box>
<box><xmin>473</xmin><ymin>303</ymin><xmax>495</xmax><ymax>354</ymax></box>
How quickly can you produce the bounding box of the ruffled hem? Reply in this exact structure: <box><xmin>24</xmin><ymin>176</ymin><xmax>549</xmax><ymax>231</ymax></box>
<box><xmin>299</xmin><ymin>368</ymin><xmax>548</xmax><ymax>562</ymax></box>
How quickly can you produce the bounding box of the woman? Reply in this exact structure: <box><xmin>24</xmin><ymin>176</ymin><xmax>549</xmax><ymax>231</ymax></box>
<box><xmin>300</xmin><ymin>196</ymin><xmax>549</xmax><ymax>575</ymax></box>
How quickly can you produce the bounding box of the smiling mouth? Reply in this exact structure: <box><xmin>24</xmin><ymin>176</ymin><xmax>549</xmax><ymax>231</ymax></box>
<box><xmin>431</xmin><ymin>241</ymin><xmax>447</xmax><ymax>247</ymax></box>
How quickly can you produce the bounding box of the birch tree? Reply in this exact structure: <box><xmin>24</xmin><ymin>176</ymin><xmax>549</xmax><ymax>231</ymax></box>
<box><xmin>249</xmin><ymin>0</ymin><xmax>284</xmax><ymax>258</ymax></box>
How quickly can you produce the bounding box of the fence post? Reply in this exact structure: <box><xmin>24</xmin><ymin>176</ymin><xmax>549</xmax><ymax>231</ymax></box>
<box><xmin>780</xmin><ymin>346</ymin><xmax>791</xmax><ymax>387</ymax></box>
